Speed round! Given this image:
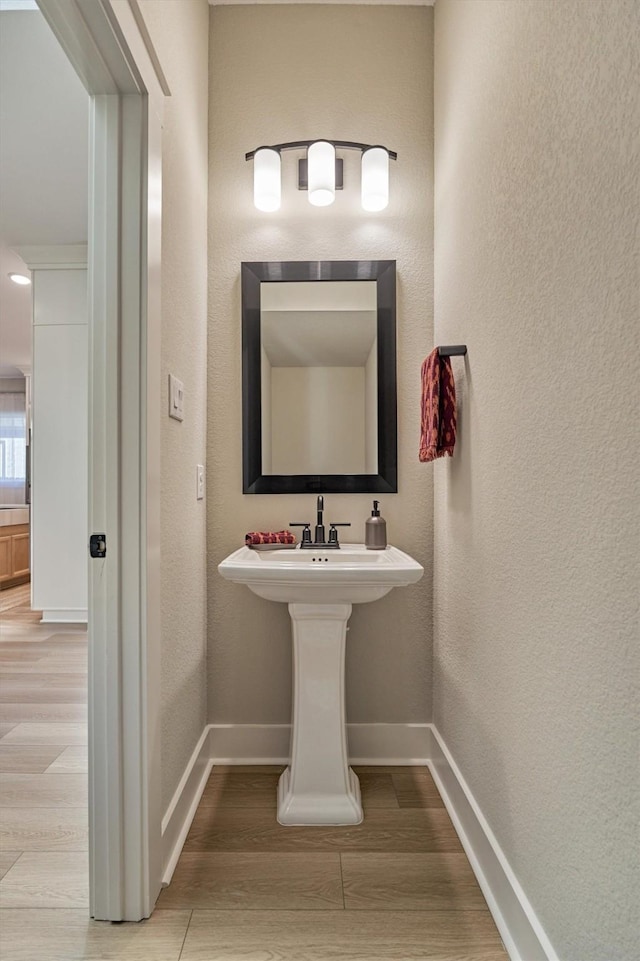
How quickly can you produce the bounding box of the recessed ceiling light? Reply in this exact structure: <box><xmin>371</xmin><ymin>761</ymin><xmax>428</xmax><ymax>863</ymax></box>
<box><xmin>8</xmin><ymin>273</ymin><xmax>31</xmax><ymax>286</ymax></box>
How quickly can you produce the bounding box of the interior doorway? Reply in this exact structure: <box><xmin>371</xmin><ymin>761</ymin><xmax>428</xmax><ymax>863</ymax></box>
<box><xmin>0</xmin><ymin>0</ymin><xmax>91</xmax><ymax>920</ymax></box>
<box><xmin>0</xmin><ymin>0</ymin><xmax>169</xmax><ymax>921</ymax></box>
<box><xmin>0</xmin><ymin>0</ymin><xmax>88</xmax><ymax>619</ymax></box>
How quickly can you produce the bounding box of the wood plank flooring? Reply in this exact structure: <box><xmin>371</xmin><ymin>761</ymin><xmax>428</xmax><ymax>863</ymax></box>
<box><xmin>0</xmin><ymin>584</ymin><xmax>89</xmax><ymax>929</ymax></box>
<box><xmin>179</xmin><ymin>909</ymin><xmax>506</xmax><ymax>961</ymax></box>
<box><xmin>0</xmin><ymin>583</ymin><xmax>508</xmax><ymax>960</ymax></box>
<box><xmin>156</xmin><ymin>766</ymin><xmax>508</xmax><ymax>959</ymax></box>
<box><xmin>0</xmin><ymin>583</ymin><xmax>31</xmax><ymax>615</ymax></box>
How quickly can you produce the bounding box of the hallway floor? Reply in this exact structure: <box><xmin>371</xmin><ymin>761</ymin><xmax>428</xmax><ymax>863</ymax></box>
<box><xmin>0</xmin><ymin>585</ymin><xmax>507</xmax><ymax>959</ymax></box>
<box><xmin>0</xmin><ymin>584</ymin><xmax>89</xmax><ymax>927</ymax></box>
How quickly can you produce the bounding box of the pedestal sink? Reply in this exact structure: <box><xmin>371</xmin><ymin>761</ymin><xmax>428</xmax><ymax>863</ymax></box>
<box><xmin>218</xmin><ymin>543</ymin><xmax>423</xmax><ymax>825</ymax></box>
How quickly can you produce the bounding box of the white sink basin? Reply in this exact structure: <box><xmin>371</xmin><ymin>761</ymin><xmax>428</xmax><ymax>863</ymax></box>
<box><xmin>218</xmin><ymin>543</ymin><xmax>423</xmax><ymax>604</ymax></box>
<box><xmin>218</xmin><ymin>542</ymin><xmax>424</xmax><ymax>826</ymax></box>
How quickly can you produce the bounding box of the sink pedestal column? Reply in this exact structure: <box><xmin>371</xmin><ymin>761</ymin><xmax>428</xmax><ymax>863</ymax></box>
<box><xmin>278</xmin><ymin>602</ymin><xmax>362</xmax><ymax>826</ymax></box>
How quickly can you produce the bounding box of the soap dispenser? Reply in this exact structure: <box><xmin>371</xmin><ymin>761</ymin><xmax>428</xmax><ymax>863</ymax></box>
<box><xmin>365</xmin><ymin>500</ymin><xmax>387</xmax><ymax>550</ymax></box>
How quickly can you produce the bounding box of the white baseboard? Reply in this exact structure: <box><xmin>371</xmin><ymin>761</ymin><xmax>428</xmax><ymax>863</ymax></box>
<box><xmin>428</xmin><ymin>725</ymin><xmax>557</xmax><ymax>961</ymax></box>
<box><xmin>348</xmin><ymin>722</ymin><xmax>431</xmax><ymax>764</ymax></box>
<box><xmin>161</xmin><ymin>720</ymin><xmax>555</xmax><ymax>961</ymax></box>
<box><xmin>161</xmin><ymin>726</ymin><xmax>212</xmax><ymax>885</ymax></box>
<box><xmin>40</xmin><ymin>608</ymin><xmax>88</xmax><ymax>624</ymax></box>
<box><xmin>208</xmin><ymin>722</ymin><xmax>431</xmax><ymax>764</ymax></box>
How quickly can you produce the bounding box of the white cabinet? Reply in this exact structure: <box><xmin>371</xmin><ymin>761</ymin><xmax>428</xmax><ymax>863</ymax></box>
<box><xmin>28</xmin><ymin>259</ymin><xmax>88</xmax><ymax>623</ymax></box>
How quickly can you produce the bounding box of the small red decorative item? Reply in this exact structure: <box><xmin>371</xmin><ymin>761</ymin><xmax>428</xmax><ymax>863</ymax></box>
<box><xmin>419</xmin><ymin>348</ymin><xmax>457</xmax><ymax>462</ymax></box>
<box><xmin>245</xmin><ymin>530</ymin><xmax>297</xmax><ymax>546</ymax></box>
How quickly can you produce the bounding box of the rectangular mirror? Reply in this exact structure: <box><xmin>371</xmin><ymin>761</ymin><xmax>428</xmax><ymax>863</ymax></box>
<box><xmin>261</xmin><ymin>280</ymin><xmax>378</xmax><ymax>475</ymax></box>
<box><xmin>242</xmin><ymin>260</ymin><xmax>397</xmax><ymax>494</ymax></box>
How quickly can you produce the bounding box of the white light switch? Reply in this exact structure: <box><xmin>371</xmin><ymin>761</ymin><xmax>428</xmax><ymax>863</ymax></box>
<box><xmin>169</xmin><ymin>374</ymin><xmax>184</xmax><ymax>421</ymax></box>
<box><xmin>197</xmin><ymin>464</ymin><xmax>205</xmax><ymax>500</ymax></box>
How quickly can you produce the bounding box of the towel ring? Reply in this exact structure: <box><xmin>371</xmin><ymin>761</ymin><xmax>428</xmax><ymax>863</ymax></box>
<box><xmin>437</xmin><ymin>345</ymin><xmax>467</xmax><ymax>357</ymax></box>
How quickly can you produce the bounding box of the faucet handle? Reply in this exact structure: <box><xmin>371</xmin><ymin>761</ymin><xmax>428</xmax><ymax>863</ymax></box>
<box><xmin>290</xmin><ymin>523</ymin><xmax>312</xmax><ymax>545</ymax></box>
<box><xmin>328</xmin><ymin>522</ymin><xmax>351</xmax><ymax>546</ymax></box>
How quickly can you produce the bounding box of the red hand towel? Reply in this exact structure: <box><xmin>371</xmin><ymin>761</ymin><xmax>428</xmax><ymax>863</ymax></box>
<box><xmin>245</xmin><ymin>531</ymin><xmax>296</xmax><ymax>546</ymax></box>
<box><xmin>419</xmin><ymin>348</ymin><xmax>457</xmax><ymax>462</ymax></box>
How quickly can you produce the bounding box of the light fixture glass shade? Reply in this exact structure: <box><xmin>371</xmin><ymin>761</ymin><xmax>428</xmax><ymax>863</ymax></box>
<box><xmin>307</xmin><ymin>141</ymin><xmax>335</xmax><ymax>207</ymax></box>
<box><xmin>361</xmin><ymin>147</ymin><xmax>389</xmax><ymax>212</ymax></box>
<box><xmin>9</xmin><ymin>273</ymin><xmax>31</xmax><ymax>285</ymax></box>
<box><xmin>253</xmin><ymin>148</ymin><xmax>281</xmax><ymax>212</ymax></box>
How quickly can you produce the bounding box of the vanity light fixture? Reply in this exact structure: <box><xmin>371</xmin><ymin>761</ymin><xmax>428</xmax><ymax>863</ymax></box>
<box><xmin>253</xmin><ymin>147</ymin><xmax>281</xmax><ymax>212</ymax></box>
<box><xmin>361</xmin><ymin>146</ymin><xmax>390</xmax><ymax>212</ymax></box>
<box><xmin>245</xmin><ymin>140</ymin><xmax>397</xmax><ymax>212</ymax></box>
<box><xmin>307</xmin><ymin>140</ymin><xmax>336</xmax><ymax>207</ymax></box>
<box><xmin>8</xmin><ymin>273</ymin><xmax>31</xmax><ymax>285</ymax></box>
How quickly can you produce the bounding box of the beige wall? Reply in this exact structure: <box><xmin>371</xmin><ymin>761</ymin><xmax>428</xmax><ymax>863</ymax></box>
<box><xmin>138</xmin><ymin>0</ymin><xmax>210</xmax><ymax>811</ymax></box>
<box><xmin>208</xmin><ymin>5</ymin><xmax>433</xmax><ymax>724</ymax></box>
<box><xmin>433</xmin><ymin>2</ymin><xmax>639</xmax><ymax>958</ymax></box>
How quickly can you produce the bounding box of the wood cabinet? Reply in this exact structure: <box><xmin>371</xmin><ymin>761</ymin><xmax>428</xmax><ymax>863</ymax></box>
<box><xmin>0</xmin><ymin>523</ymin><xmax>30</xmax><ymax>587</ymax></box>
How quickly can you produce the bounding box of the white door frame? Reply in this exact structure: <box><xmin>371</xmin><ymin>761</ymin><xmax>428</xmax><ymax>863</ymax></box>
<box><xmin>38</xmin><ymin>0</ymin><xmax>169</xmax><ymax>920</ymax></box>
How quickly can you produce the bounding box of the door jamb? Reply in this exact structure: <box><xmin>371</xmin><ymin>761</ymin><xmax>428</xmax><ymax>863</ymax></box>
<box><xmin>37</xmin><ymin>0</ymin><xmax>169</xmax><ymax>920</ymax></box>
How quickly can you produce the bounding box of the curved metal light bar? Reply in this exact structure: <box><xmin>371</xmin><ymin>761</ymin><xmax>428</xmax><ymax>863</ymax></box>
<box><xmin>245</xmin><ymin>140</ymin><xmax>398</xmax><ymax>161</ymax></box>
<box><xmin>246</xmin><ymin>140</ymin><xmax>397</xmax><ymax>212</ymax></box>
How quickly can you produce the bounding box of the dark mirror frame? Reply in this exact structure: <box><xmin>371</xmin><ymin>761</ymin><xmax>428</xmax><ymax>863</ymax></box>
<box><xmin>242</xmin><ymin>260</ymin><xmax>397</xmax><ymax>494</ymax></box>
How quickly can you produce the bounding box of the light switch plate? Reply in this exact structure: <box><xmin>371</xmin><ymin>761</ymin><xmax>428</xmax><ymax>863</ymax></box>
<box><xmin>169</xmin><ymin>374</ymin><xmax>184</xmax><ymax>421</ymax></box>
<box><xmin>197</xmin><ymin>464</ymin><xmax>205</xmax><ymax>500</ymax></box>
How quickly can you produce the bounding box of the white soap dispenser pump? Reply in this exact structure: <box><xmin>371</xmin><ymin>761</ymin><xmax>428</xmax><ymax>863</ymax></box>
<box><xmin>365</xmin><ymin>500</ymin><xmax>387</xmax><ymax>550</ymax></box>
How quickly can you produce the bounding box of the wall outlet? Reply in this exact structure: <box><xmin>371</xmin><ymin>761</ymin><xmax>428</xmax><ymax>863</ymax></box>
<box><xmin>169</xmin><ymin>374</ymin><xmax>184</xmax><ymax>421</ymax></box>
<box><xmin>196</xmin><ymin>464</ymin><xmax>205</xmax><ymax>500</ymax></box>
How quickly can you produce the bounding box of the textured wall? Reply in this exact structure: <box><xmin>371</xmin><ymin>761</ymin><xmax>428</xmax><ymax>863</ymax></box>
<box><xmin>138</xmin><ymin>0</ymin><xmax>210</xmax><ymax>811</ymax></box>
<box><xmin>433</xmin><ymin>2</ymin><xmax>639</xmax><ymax>958</ymax></box>
<box><xmin>208</xmin><ymin>5</ymin><xmax>433</xmax><ymax>725</ymax></box>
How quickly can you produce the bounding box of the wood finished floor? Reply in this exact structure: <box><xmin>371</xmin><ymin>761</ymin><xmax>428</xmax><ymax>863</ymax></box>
<box><xmin>0</xmin><ymin>585</ymin><xmax>89</xmax><ymax>934</ymax></box>
<box><xmin>152</xmin><ymin>766</ymin><xmax>508</xmax><ymax>959</ymax></box>
<box><xmin>0</xmin><ymin>584</ymin><xmax>508</xmax><ymax>960</ymax></box>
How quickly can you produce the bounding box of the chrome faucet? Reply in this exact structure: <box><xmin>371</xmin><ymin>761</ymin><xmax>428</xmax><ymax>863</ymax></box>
<box><xmin>291</xmin><ymin>496</ymin><xmax>351</xmax><ymax>549</ymax></box>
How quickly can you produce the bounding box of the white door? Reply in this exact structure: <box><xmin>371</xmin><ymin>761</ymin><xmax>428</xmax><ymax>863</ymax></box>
<box><xmin>38</xmin><ymin>0</ymin><xmax>169</xmax><ymax>920</ymax></box>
